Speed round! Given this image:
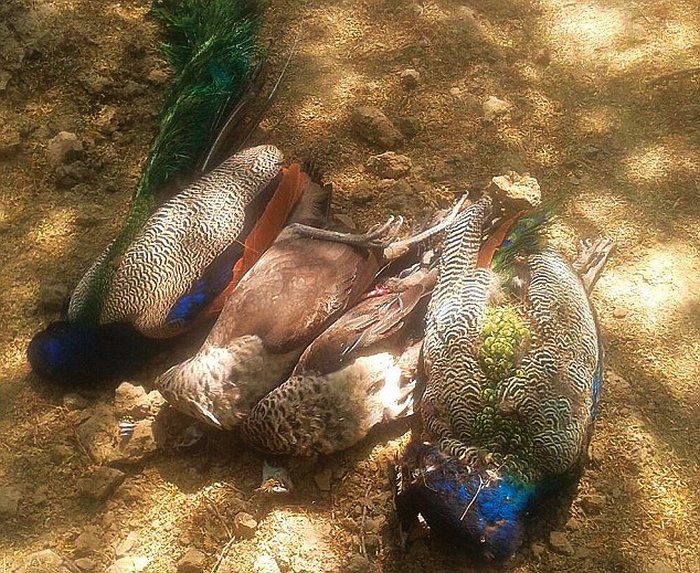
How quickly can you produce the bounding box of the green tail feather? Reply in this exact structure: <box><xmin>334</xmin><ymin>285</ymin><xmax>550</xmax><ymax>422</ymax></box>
<box><xmin>491</xmin><ymin>207</ymin><xmax>554</xmax><ymax>276</ymax></box>
<box><xmin>72</xmin><ymin>0</ymin><xmax>262</xmax><ymax>322</ymax></box>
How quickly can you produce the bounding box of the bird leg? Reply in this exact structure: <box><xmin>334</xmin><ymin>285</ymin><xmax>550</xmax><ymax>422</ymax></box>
<box><xmin>286</xmin><ymin>215</ymin><xmax>404</xmax><ymax>249</ymax></box>
<box><xmin>573</xmin><ymin>237</ymin><xmax>615</xmax><ymax>293</ymax></box>
<box><xmin>382</xmin><ymin>194</ymin><xmax>469</xmax><ymax>260</ymax></box>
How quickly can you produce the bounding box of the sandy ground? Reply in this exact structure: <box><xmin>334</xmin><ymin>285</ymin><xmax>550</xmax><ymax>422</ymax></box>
<box><xmin>0</xmin><ymin>0</ymin><xmax>698</xmax><ymax>572</ymax></box>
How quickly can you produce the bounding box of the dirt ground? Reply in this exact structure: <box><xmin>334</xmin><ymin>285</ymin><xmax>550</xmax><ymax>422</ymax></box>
<box><xmin>0</xmin><ymin>0</ymin><xmax>699</xmax><ymax>572</ymax></box>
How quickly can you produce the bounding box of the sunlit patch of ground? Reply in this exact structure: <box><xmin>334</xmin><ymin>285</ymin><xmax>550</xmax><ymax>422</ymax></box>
<box><xmin>0</xmin><ymin>0</ymin><xmax>699</xmax><ymax>571</ymax></box>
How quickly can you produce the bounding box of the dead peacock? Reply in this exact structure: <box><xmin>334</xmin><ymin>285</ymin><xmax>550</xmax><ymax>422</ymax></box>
<box><xmin>393</xmin><ymin>192</ymin><xmax>612</xmax><ymax>559</ymax></box>
<box><xmin>28</xmin><ymin>0</ymin><xmax>304</xmax><ymax>382</ymax></box>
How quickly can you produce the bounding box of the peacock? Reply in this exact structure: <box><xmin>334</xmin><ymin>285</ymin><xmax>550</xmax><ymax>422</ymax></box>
<box><xmin>28</xmin><ymin>0</ymin><xmax>304</xmax><ymax>382</ymax></box>
<box><xmin>393</xmin><ymin>192</ymin><xmax>613</xmax><ymax>559</ymax></box>
<box><xmin>155</xmin><ymin>172</ymin><xmax>466</xmax><ymax>431</ymax></box>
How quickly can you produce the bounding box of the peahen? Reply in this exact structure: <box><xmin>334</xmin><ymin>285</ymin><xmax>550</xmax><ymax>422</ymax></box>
<box><xmin>393</xmin><ymin>193</ymin><xmax>613</xmax><ymax>559</ymax></box>
<box><xmin>28</xmin><ymin>0</ymin><xmax>303</xmax><ymax>382</ymax></box>
<box><xmin>155</xmin><ymin>173</ymin><xmax>466</xmax><ymax>430</ymax></box>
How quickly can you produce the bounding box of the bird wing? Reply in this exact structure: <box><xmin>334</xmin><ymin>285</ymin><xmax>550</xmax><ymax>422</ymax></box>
<box><xmin>295</xmin><ymin>276</ymin><xmax>431</xmax><ymax>377</ymax></box>
<box><xmin>206</xmin><ymin>231</ymin><xmax>381</xmax><ymax>353</ymax></box>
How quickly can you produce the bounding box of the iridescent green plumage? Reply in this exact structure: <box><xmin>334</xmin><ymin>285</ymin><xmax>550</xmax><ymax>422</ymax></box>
<box><xmin>72</xmin><ymin>0</ymin><xmax>261</xmax><ymax>321</ymax></box>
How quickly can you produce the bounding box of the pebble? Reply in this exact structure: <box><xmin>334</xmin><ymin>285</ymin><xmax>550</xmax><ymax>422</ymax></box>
<box><xmin>612</xmin><ymin>307</ymin><xmax>628</xmax><ymax>318</ymax></box>
<box><xmin>146</xmin><ymin>68</ymin><xmax>169</xmax><ymax>85</ymax></box>
<box><xmin>482</xmin><ymin>96</ymin><xmax>512</xmax><ymax>121</ymax></box>
<box><xmin>366</xmin><ymin>151</ymin><xmax>412</xmax><ymax>179</ymax></box>
<box><xmin>177</xmin><ymin>549</ymin><xmax>206</xmax><ymax>573</ymax></box>
<box><xmin>231</xmin><ymin>512</ymin><xmax>257</xmax><ymax>539</ymax></box>
<box><xmin>350</xmin><ymin>106</ymin><xmax>403</xmax><ymax>149</ymax></box>
<box><xmin>114</xmin><ymin>419</ymin><xmax>157</xmax><ymax>464</ymax></box>
<box><xmin>399</xmin><ymin>68</ymin><xmax>420</xmax><ymax>89</ymax></box>
<box><xmin>17</xmin><ymin>549</ymin><xmax>70</xmax><ymax>573</ymax></box>
<box><xmin>345</xmin><ymin>553</ymin><xmax>371</xmax><ymax>573</ymax></box>
<box><xmin>565</xmin><ymin>515</ymin><xmax>582</xmax><ymax>531</ymax></box>
<box><xmin>105</xmin><ymin>555</ymin><xmax>149</xmax><ymax>573</ymax></box>
<box><xmin>120</xmin><ymin>80</ymin><xmax>147</xmax><ymax>98</ymax></box>
<box><xmin>548</xmin><ymin>530</ymin><xmax>574</xmax><ymax>556</ymax></box>
<box><xmin>77</xmin><ymin>466</ymin><xmax>126</xmax><ymax>501</ymax></box>
<box><xmin>0</xmin><ymin>486</ymin><xmax>22</xmax><ymax>517</ymax></box>
<box><xmin>75</xmin><ymin>529</ymin><xmax>102</xmax><ymax>555</ymax></box>
<box><xmin>115</xmin><ymin>531</ymin><xmax>138</xmax><ymax>558</ymax></box>
<box><xmin>115</xmin><ymin>382</ymin><xmax>152</xmax><ymax>419</ymax></box>
<box><xmin>396</xmin><ymin>116</ymin><xmax>421</xmax><ymax>138</ymax></box>
<box><xmin>77</xmin><ymin>404</ymin><xmax>118</xmax><ymax>464</ymax></box>
<box><xmin>74</xmin><ymin>557</ymin><xmax>97</xmax><ymax>571</ymax></box>
<box><xmin>39</xmin><ymin>282</ymin><xmax>70</xmax><ymax>312</ymax></box>
<box><xmin>253</xmin><ymin>554</ymin><xmax>281</xmax><ymax>573</ymax></box>
<box><xmin>313</xmin><ymin>468</ymin><xmax>333</xmax><ymax>491</ymax></box>
<box><xmin>384</xmin><ymin>179</ymin><xmax>414</xmax><ymax>212</ymax></box>
<box><xmin>449</xmin><ymin>87</ymin><xmax>461</xmax><ymax>97</ymax></box>
<box><xmin>46</xmin><ymin>131</ymin><xmax>83</xmax><ymax>166</ymax></box>
<box><xmin>579</xmin><ymin>493</ymin><xmax>607</xmax><ymax>514</ymax></box>
<box><xmin>54</xmin><ymin>161</ymin><xmax>91</xmax><ymax>189</ymax></box>
<box><xmin>487</xmin><ymin>171</ymin><xmax>541</xmax><ymax>209</ymax></box>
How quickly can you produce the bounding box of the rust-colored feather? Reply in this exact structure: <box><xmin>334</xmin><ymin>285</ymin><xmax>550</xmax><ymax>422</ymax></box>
<box><xmin>476</xmin><ymin>209</ymin><xmax>527</xmax><ymax>269</ymax></box>
<box><xmin>205</xmin><ymin>164</ymin><xmax>308</xmax><ymax>315</ymax></box>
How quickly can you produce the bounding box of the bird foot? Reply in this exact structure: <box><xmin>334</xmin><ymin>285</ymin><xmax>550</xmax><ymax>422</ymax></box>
<box><xmin>286</xmin><ymin>215</ymin><xmax>404</xmax><ymax>249</ymax></box>
<box><xmin>382</xmin><ymin>194</ymin><xmax>469</xmax><ymax>260</ymax></box>
<box><xmin>573</xmin><ymin>237</ymin><xmax>615</xmax><ymax>293</ymax></box>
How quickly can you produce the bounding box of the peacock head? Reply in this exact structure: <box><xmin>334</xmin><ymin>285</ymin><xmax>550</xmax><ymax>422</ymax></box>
<box><xmin>27</xmin><ymin>321</ymin><xmax>158</xmax><ymax>383</ymax></box>
<box><xmin>394</xmin><ymin>442</ymin><xmax>535</xmax><ymax>560</ymax></box>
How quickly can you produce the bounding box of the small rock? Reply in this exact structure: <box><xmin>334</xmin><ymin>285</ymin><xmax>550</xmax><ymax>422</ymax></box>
<box><xmin>177</xmin><ymin>549</ymin><xmax>206</xmax><ymax>573</ymax></box>
<box><xmin>77</xmin><ymin>404</ymin><xmax>117</xmax><ymax>463</ymax></box>
<box><xmin>77</xmin><ymin>466</ymin><xmax>125</xmax><ymax>500</ymax></box>
<box><xmin>54</xmin><ymin>161</ymin><xmax>91</xmax><ymax>189</ymax></box>
<box><xmin>313</xmin><ymin>468</ymin><xmax>333</xmax><ymax>492</ymax></box>
<box><xmin>366</xmin><ymin>151</ymin><xmax>412</xmax><ymax>179</ymax></box>
<box><xmin>95</xmin><ymin>106</ymin><xmax>120</xmax><ymax>134</ymax></box>
<box><xmin>574</xmin><ymin>546</ymin><xmax>591</xmax><ymax>559</ymax></box>
<box><xmin>396</xmin><ymin>116</ymin><xmax>421</xmax><ymax>138</ymax></box>
<box><xmin>487</xmin><ymin>171</ymin><xmax>541</xmax><ymax>209</ymax></box>
<box><xmin>384</xmin><ymin>179</ymin><xmax>414</xmax><ymax>212</ymax></box>
<box><xmin>351</xmin><ymin>106</ymin><xmax>403</xmax><ymax>149</ymax></box>
<box><xmin>39</xmin><ymin>282</ymin><xmax>70</xmax><ymax>312</ymax></box>
<box><xmin>46</xmin><ymin>131</ymin><xmax>83</xmax><ymax>166</ymax></box>
<box><xmin>482</xmin><ymin>96</ymin><xmax>512</xmax><ymax>121</ymax></box>
<box><xmin>253</xmin><ymin>554</ymin><xmax>281</xmax><ymax>573</ymax></box>
<box><xmin>81</xmin><ymin>73</ymin><xmax>113</xmax><ymax>96</ymax></box>
<box><xmin>449</xmin><ymin>86</ymin><xmax>461</xmax><ymax>97</ymax></box>
<box><xmin>612</xmin><ymin>307</ymin><xmax>627</xmax><ymax>319</ymax></box>
<box><xmin>74</xmin><ymin>558</ymin><xmax>97</xmax><ymax>571</ymax></box>
<box><xmin>233</xmin><ymin>512</ymin><xmax>258</xmax><ymax>538</ymax></box>
<box><xmin>565</xmin><ymin>516</ymin><xmax>582</xmax><ymax>531</ymax></box>
<box><xmin>351</xmin><ymin>182</ymin><xmax>374</xmax><ymax>205</ymax></box>
<box><xmin>63</xmin><ymin>393</ymin><xmax>90</xmax><ymax>410</ymax></box>
<box><xmin>531</xmin><ymin>542</ymin><xmax>546</xmax><ymax>558</ymax></box>
<box><xmin>115</xmin><ymin>382</ymin><xmax>151</xmax><ymax>419</ymax></box>
<box><xmin>115</xmin><ymin>531</ymin><xmax>138</xmax><ymax>558</ymax></box>
<box><xmin>50</xmin><ymin>443</ymin><xmax>74</xmax><ymax>463</ymax></box>
<box><xmin>105</xmin><ymin>555</ymin><xmax>149</xmax><ymax>573</ymax></box>
<box><xmin>120</xmin><ymin>81</ymin><xmax>147</xmax><ymax>98</ymax></box>
<box><xmin>114</xmin><ymin>419</ymin><xmax>157</xmax><ymax>464</ymax></box>
<box><xmin>579</xmin><ymin>493</ymin><xmax>607</xmax><ymax>514</ymax></box>
<box><xmin>0</xmin><ymin>128</ymin><xmax>21</xmax><ymax>156</ymax></box>
<box><xmin>648</xmin><ymin>560</ymin><xmax>674</xmax><ymax>573</ymax></box>
<box><xmin>146</xmin><ymin>68</ymin><xmax>169</xmax><ymax>85</ymax></box>
<box><xmin>75</xmin><ymin>529</ymin><xmax>102</xmax><ymax>555</ymax></box>
<box><xmin>17</xmin><ymin>549</ymin><xmax>68</xmax><ymax>573</ymax></box>
<box><xmin>345</xmin><ymin>553</ymin><xmax>371</xmax><ymax>573</ymax></box>
<box><xmin>0</xmin><ymin>486</ymin><xmax>22</xmax><ymax>517</ymax></box>
<box><xmin>548</xmin><ymin>531</ymin><xmax>574</xmax><ymax>556</ymax></box>
<box><xmin>399</xmin><ymin>68</ymin><xmax>420</xmax><ymax>89</ymax></box>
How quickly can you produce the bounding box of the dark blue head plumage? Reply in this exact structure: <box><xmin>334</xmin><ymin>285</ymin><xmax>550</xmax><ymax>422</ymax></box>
<box><xmin>394</xmin><ymin>442</ymin><xmax>537</xmax><ymax>560</ymax></box>
<box><xmin>27</xmin><ymin>321</ymin><xmax>163</xmax><ymax>384</ymax></box>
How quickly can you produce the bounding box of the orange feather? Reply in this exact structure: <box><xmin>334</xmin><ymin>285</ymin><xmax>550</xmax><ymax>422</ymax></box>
<box><xmin>476</xmin><ymin>210</ymin><xmax>527</xmax><ymax>269</ymax></box>
<box><xmin>204</xmin><ymin>164</ymin><xmax>308</xmax><ymax>315</ymax></box>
